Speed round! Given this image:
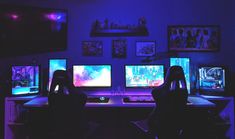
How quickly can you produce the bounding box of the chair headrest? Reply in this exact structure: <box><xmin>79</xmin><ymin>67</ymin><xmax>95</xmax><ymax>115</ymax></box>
<box><xmin>49</xmin><ymin>70</ymin><xmax>72</xmax><ymax>94</ymax></box>
<box><xmin>164</xmin><ymin>66</ymin><xmax>187</xmax><ymax>91</ymax></box>
<box><xmin>53</xmin><ymin>70</ymin><xmax>68</xmax><ymax>80</ymax></box>
<box><xmin>165</xmin><ymin>66</ymin><xmax>185</xmax><ymax>82</ymax></box>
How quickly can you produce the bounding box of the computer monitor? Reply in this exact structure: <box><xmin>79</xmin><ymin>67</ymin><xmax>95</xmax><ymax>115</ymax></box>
<box><xmin>170</xmin><ymin>58</ymin><xmax>190</xmax><ymax>94</ymax></box>
<box><xmin>73</xmin><ymin>65</ymin><xmax>111</xmax><ymax>87</ymax></box>
<box><xmin>198</xmin><ymin>66</ymin><xmax>226</xmax><ymax>96</ymax></box>
<box><xmin>48</xmin><ymin>59</ymin><xmax>67</xmax><ymax>91</ymax></box>
<box><xmin>11</xmin><ymin>65</ymin><xmax>40</xmax><ymax>96</ymax></box>
<box><xmin>125</xmin><ymin>65</ymin><xmax>164</xmax><ymax>87</ymax></box>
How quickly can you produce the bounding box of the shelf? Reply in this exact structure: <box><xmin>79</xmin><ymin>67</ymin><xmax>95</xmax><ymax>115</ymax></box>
<box><xmin>90</xmin><ymin>28</ymin><xmax>149</xmax><ymax>37</ymax></box>
<box><xmin>201</xmin><ymin>95</ymin><xmax>233</xmax><ymax>101</ymax></box>
<box><xmin>6</xmin><ymin>95</ymin><xmax>38</xmax><ymax>101</ymax></box>
<box><xmin>8</xmin><ymin>122</ymin><xmax>25</xmax><ymax>126</ymax></box>
<box><xmin>214</xmin><ymin>122</ymin><xmax>231</xmax><ymax>126</ymax></box>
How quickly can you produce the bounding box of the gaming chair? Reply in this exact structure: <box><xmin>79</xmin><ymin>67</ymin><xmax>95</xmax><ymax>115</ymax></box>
<box><xmin>48</xmin><ymin>70</ymin><xmax>88</xmax><ymax>139</ymax></box>
<box><xmin>147</xmin><ymin>65</ymin><xmax>188</xmax><ymax>139</ymax></box>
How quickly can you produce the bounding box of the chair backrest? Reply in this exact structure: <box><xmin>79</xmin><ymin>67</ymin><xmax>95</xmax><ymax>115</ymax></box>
<box><xmin>48</xmin><ymin>70</ymin><xmax>88</xmax><ymax>138</ymax></box>
<box><xmin>49</xmin><ymin>70</ymin><xmax>74</xmax><ymax>95</ymax></box>
<box><xmin>148</xmin><ymin>66</ymin><xmax>188</xmax><ymax>137</ymax></box>
<box><xmin>164</xmin><ymin>66</ymin><xmax>188</xmax><ymax>90</ymax></box>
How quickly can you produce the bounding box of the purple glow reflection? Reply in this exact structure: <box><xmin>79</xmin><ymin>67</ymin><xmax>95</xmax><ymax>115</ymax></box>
<box><xmin>11</xmin><ymin>14</ymin><xmax>18</xmax><ymax>20</ymax></box>
<box><xmin>44</xmin><ymin>13</ymin><xmax>66</xmax><ymax>22</ymax></box>
<box><xmin>6</xmin><ymin>13</ymin><xmax>20</xmax><ymax>21</ymax></box>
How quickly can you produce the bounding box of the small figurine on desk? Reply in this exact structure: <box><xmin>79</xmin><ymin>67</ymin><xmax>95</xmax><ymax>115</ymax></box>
<box><xmin>104</xmin><ymin>18</ymin><xmax>109</xmax><ymax>29</ymax></box>
<box><xmin>138</xmin><ymin>16</ymin><xmax>147</xmax><ymax>27</ymax></box>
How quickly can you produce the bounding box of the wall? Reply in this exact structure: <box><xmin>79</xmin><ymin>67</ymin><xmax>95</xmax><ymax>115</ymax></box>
<box><xmin>0</xmin><ymin>0</ymin><xmax>235</xmax><ymax>95</ymax></box>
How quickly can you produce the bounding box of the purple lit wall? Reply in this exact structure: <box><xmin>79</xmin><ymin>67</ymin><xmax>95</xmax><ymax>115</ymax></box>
<box><xmin>0</xmin><ymin>0</ymin><xmax>235</xmax><ymax>95</ymax></box>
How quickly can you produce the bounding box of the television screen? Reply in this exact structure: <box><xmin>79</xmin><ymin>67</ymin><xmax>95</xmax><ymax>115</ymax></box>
<box><xmin>0</xmin><ymin>4</ymin><xmax>67</xmax><ymax>57</ymax></box>
<box><xmin>12</xmin><ymin>65</ymin><xmax>40</xmax><ymax>95</ymax></box>
<box><xmin>73</xmin><ymin>65</ymin><xmax>111</xmax><ymax>87</ymax></box>
<box><xmin>48</xmin><ymin>59</ymin><xmax>67</xmax><ymax>91</ymax></box>
<box><xmin>170</xmin><ymin>58</ymin><xmax>190</xmax><ymax>93</ymax></box>
<box><xmin>125</xmin><ymin>65</ymin><xmax>164</xmax><ymax>87</ymax></box>
<box><xmin>199</xmin><ymin>66</ymin><xmax>226</xmax><ymax>94</ymax></box>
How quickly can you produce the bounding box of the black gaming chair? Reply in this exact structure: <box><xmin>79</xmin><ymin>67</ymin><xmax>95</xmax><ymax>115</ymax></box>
<box><xmin>48</xmin><ymin>70</ymin><xmax>88</xmax><ymax>139</ymax></box>
<box><xmin>147</xmin><ymin>65</ymin><xmax>189</xmax><ymax>139</ymax></box>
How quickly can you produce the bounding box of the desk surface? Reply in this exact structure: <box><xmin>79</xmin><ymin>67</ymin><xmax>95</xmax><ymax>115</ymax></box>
<box><xmin>24</xmin><ymin>95</ymin><xmax>215</xmax><ymax>108</ymax></box>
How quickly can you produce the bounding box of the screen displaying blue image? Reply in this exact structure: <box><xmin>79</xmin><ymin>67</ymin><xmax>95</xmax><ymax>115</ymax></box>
<box><xmin>199</xmin><ymin>66</ymin><xmax>225</xmax><ymax>92</ymax></box>
<box><xmin>125</xmin><ymin>65</ymin><xmax>164</xmax><ymax>87</ymax></box>
<box><xmin>48</xmin><ymin>59</ymin><xmax>67</xmax><ymax>91</ymax></box>
<box><xmin>170</xmin><ymin>58</ymin><xmax>190</xmax><ymax>93</ymax></box>
<box><xmin>73</xmin><ymin>65</ymin><xmax>111</xmax><ymax>87</ymax></box>
<box><xmin>12</xmin><ymin>66</ymin><xmax>40</xmax><ymax>95</ymax></box>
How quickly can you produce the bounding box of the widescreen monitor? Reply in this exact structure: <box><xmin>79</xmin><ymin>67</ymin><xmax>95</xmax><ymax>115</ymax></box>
<box><xmin>199</xmin><ymin>66</ymin><xmax>226</xmax><ymax>95</ymax></box>
<box><xmin>170</xmin><ymin>58</ymin><xmax>190</xmax><ymax>93</ymax></box>
<box><xmin>11</xmin><ymin>65</ymin><xmax>40</xmax><ymax>96</ymax></box>
<box><xmin>48</xmin><ymin>59</ymin><xmax>67</xmax><ymax>91</ymax></box>
<box><xmin>125</xmin><ymin>65</ymin><xmax>164</xmax><ymax>87</ymax></box>
<box><xmin>73</xmin><ymin>65</ymin><xmax>111</xmax><ymax>87</ymax></box>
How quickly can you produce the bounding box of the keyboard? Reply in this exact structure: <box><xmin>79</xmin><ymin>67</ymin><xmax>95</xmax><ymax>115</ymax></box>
<box><xmin>86</xmin><ymin>96</ymin><xmax>110</xmax><ymax>103</ymax></box>
<box><xmin>123</xmin><ymin>96</ymin><xmax>155</xmax><ymax>103</ymax></box>
<box><xmin>123</xmin><ymin>95</ymin><xmax>192</xmax><ymax>104</ymax></box>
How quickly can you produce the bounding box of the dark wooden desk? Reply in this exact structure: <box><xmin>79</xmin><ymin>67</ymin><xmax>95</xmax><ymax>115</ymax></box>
<box><xmin>23</xmin><ymin>95</ymin><xmax>218</xmax><ymax>139</ymax></box>
<box><xmin>23</xmin><ymin>95</ymin><xmax>216</xmax><ymax>125</ymax></box>
<box><xmin>6</xmin><ymin>95</ymin><xmax>234</xmax><ymax>139</ymax></box>
<box><xmin>24</xmin><ymin>95</ymin><xmax>216</xmax><ymax>108</ymax></box>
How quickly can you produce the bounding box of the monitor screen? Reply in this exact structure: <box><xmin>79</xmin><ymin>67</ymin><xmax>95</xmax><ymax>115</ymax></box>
<box><xmin>125</xmin><ymin>65</ymin><xmax>164</xmax><ymax>87</ymax></box>
<box><xmin>0</xmin><ymin>4</ymin><xmax>68</xmax><ymax>57</ymax></box>
<box><xmin>48</xmin><ymin>59</ymin><xmax>67</xmax><ymax>91</ymax></box>
<box><xmin>11</xmin><ymin>65</ymin><xmax>40</xmax><ymax>95</ymax></box>
<box><xmin>199</xmin><ymin>66</ymin><xmax>226</xmax><ymax>94</ymax></box>
<box><xmin>170</xmin><ymin>58</ymin><xmax>190</xmax><ymax>93</ymax></box>
<box><xmin>73</xmin><ymin>65</ymin><xmax>111</xmax><ymax>87</ymax></box>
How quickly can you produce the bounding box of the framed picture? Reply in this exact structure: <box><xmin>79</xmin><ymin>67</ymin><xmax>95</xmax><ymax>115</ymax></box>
<box><xmin>168</xmin><ymin>25</ymin><xmax>220</xmax><ymax>52</ymax></box>
<box><xmin>136</xmin><ymin>41</ymin><xmax>156</xmax><ymax>56</ymax></box>
<box><xmin>82</xmin><ymin>41</ymin><xmax>103</xmax><ymax>56</ymax></box>
<box><xmin>112</xmin><ymin>39</ymin><xmax>127</xmax><ymax>58</ymax></box>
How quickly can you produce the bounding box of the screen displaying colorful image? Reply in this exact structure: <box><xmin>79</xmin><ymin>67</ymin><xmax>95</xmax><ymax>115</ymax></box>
<box><xmin>12</xmin><ymin>66</ymin><xmax>40</xmax><ymax>95</ymax></box>
<box><xmin>199</xmin><ymin>66</ymin><xmax>225</xmax><ymax>92</ymax></box>
<box><xmin>73</xmin><ymin>65</ymin><xmax>111</xmax><ymax>87</ymax></box>
<box><xmin>170</xmin><ymin>58</ymin><xmax>190</xmax><ymax>93</ymax></box>
<box><xmin>125</xmin><ymin>65</ymin><xmax>164</xmax><ymax>87</ymax></box>
<box><xmin>48</xmin><ymin>59</ymin><xmax>67</xmax><ymax>91</ymax></box>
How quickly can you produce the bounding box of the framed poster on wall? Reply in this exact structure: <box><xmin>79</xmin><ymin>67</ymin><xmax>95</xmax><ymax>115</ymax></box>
<box><xmin>168</xmin><ymin>25</ymin><xmax>220</xmax><ymax>52</ymax></box>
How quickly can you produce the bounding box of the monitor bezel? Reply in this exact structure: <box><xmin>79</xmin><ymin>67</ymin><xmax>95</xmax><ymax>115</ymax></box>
<box><xmin>11</xmin><ymin>64</ymin><xmax>41</xmax><ymax>96</ymax></box>
<box><xmin>198</xmin><ymin>65</ymin><xmax>227</xmax><ymax>96</ymax></box>
<box><xmin>72</xmin><ymin>64</ymin><xmax>112</xmax><ymax>88</ymax></box>
<box><xmin>48</xmin><ymin>58</ymin><xmax>67</xmax><ymax>92</ymax></box>
<box><xmin>124</xmin><ymin>64</ymin><xmax>165</xmax><ymax>88</ymax></box>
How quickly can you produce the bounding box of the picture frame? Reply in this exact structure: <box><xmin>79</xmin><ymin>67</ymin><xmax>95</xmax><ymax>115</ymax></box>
<box><xmin>168</xmin><ymin>25</ymin><xmax>220</xmax><ymax>52</ymax></box>
<box><xmin>136</xmin><ymin>41</ymin><xmax>156</xmax><ymax>56</ymax></box>
<box><xmin>112</xmin><ymin>39</ymin><xmax>127</xmax><ymax>58</ymax></box>
<box><xmin>82</xmin><ymin>41</ymin><xmax>103</xmax><ymax>56</ymax></box>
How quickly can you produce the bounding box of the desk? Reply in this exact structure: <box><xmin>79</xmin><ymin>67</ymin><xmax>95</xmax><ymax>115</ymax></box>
<box><xmin>24</xmin><ymin>95</ymin><xmax>215</xmax><ymax>108</ymax></box>
<box><xmin>22</xmin><ymin>95</ymin><xmax>217</xmax><ymax>139</ymax></box>
<box><xmin>23</xmin><ymin>95</ymin><xmax>216</xmax><ymax>124</ymax></box>
<box><xmin>6</xmin><ymin>95</ymin><xmax>234</xmax><ymax>139</ymax></box>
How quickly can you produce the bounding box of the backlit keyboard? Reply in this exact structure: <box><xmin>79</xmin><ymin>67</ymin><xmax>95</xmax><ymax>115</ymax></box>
<box><xmin>123</xmin><ymin>95</ymin><xmax>192</xmax><ymax>104</ymax></box>
<box><xmin>123</xmin><ymin>96</ymin><xmax>155</xmax><ymax>103</ymax></box>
